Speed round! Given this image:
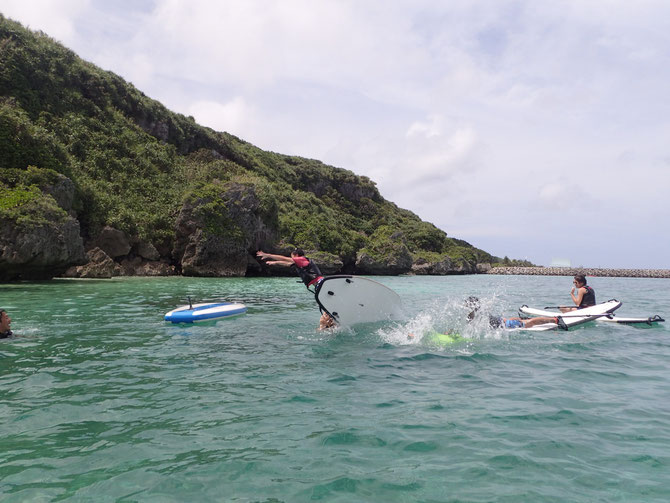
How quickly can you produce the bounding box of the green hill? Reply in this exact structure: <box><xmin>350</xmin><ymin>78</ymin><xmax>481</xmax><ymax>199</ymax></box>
<box><xmin>0</xmin><ymin>15</ymin><xmax>532</xmax><ymax>280</ymax></box>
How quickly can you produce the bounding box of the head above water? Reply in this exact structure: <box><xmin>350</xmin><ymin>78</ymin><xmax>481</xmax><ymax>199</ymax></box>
<box><xmin>573</xmin><ymin>274</ymin><xmax>587</xmax><ymax>287</ymax></box>
<box><xmin>319</xmin><ymin>311</ymin><xmax>336</xmax><ymax>330</ymax></box>
<box><xmin>0</xmin><ymin>309</ymin><xmax>10</xmax><ymax>331</ymax></box>
<box><xmin>291</xmin><ymin>248</ymin><xmax>305</xmax><ymax>257</ymax></box>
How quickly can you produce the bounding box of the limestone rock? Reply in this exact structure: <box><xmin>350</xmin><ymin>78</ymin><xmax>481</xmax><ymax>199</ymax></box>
<box><xmin>355</xmin><ymin>229</ymin><xmax>413</xmax><ymax>275</ymax></box>
<box><xmin>173</xmin><ymin>181</ymin><xmax>279</xmax><ymax>277</ymax></box>
<box><xmin>476</xmin><ymin>263</ymin><xmax>492</xmax><ymax>273</ymax></box>
<box><xmin>63</xmin><ymin>247</ymin><xmax>120</xmax><ymax>278</ymax></box>
<box><xmin>120</xmin><ymin>256</ymin><xmax>174</xmax><ymax>276</ymax></box>
<box><xmin>356</xmin><ymin>250</ymin><xmax>412</xmax><ymax>275</ymax></box>
<box><xmin>448</xmin><ymin>261</ymin><xmax>477</xmax><ymax>274</ymax></box>
<box><xmin>90</xmin><ymin>226</ymin><xmax>131</xmax><ymax>258</ymax></box>
<box><xmin>135</xmin><ymin>260</ymin><xmax>174</xmax><ymax>276</ymax></box>
<box><xmin>356</xmin><ymin>245</ymin><xmax>413</xmax><ymax>275</ymax></box>
<box><xmin>42</xmin><ymin>173</ymin><xmax>75</xmax><ymax>212</ymax></box>
<box><xmin>133</xmin><ymin>240</ymin><xmax>160</xmax><ymax>261</ymax></box>
<box><xmin>0</xmin><ymin>215</ymin><xmax>85</xmax><ymax>281</ymax></box>
<box><xmin>310</xmin><ymin>251</ymin><xmax>344</xmax><ymax>275</ymax></box>
<box><xmin>246</xmin><ymin>254</ymin><xmax>264</xmax><ymax>274</ymax></box>
<box><xmin>137</xmin><ymin>118</ymin><xmax>170</xmax><ymax>142</ymax></box>
<box><xmin>411</xmin><ymin>256</ymin><xmax>454</xmax><ymax>275</ymax></box>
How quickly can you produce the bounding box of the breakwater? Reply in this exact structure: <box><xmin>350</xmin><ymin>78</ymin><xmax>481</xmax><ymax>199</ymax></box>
<box><xmin>487</xmin><ymin>267</ymin><xmax>670</xmax><ymax>279</ymax></box>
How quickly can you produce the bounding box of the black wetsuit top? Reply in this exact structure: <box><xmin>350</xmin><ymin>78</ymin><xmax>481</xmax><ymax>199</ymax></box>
<box><xmin>0</xmin><ymin>330</ymin><xmax>12</xmax><ymax>339</ymax></box>
<box><xmin>579</xmin><ymin>286</ymin><xmax>596</xmax><ymax>308</ymax></box>
<box><xmin>293</xmin><ymin>257</ymin><xmax>323</xmax><ymax>287</ymax></box>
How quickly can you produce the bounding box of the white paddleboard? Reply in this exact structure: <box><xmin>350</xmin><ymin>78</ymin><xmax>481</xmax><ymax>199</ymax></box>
<box><xmin>596</xmin><ymin>315</ymin><xmax>664</xmax><ymax>325</ymax></box>
<box><xmin>520</xmin><ymin>304</ymin><xmax>664</xmax><ymax>326</ymax></box>
<box><xmin>514</xmin><ymin>299</ymin><xmax>622</xmax><ymax>331</ymax></box>
<box><xmin>314</xmin><ymin>275</ymin><xmax>403</xmax><ymax>327</ymax></box>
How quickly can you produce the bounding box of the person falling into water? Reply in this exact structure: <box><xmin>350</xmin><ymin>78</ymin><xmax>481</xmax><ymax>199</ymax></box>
<box><xmin>256</xmin><ymin>248</ymin><xmax>324</xmax><ymax>290</ymax></box>
<box><xmin>256</xmin><ymin>248</ymin><xmax>331</xmax><ymax>329</ymax></box>
<box><xmin>560</xmin><ymin>274</ymin><xmax>596</xmax><ymax>312</ymax></box>
<box><xmin>0</xmin><ymin>309</ymin><xmax>14</xmax><ymax>339</ymax></box>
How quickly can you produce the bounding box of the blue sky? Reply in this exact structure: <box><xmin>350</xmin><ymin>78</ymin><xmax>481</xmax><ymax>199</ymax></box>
<box><xmin>3</xmin><ymin>0</ymin><xmax>669</xmax><ymax>268</ymax></box>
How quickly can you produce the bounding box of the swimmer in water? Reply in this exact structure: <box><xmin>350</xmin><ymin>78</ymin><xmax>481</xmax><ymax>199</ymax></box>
<box><xmin>0</xmin><ymin>309</ymin><xmax>13</xmax><ymax>339</ymax></box>
<box><xmin>318</xmin><ymin>312</ymin><xmax>337</xmax><ymax>331</ymax></box>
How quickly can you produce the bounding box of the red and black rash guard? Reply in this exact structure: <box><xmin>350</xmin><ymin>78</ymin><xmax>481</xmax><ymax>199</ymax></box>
<box><xmin>292</xmin><ymin>256</ymin><xmax>323</xmax><ymax>287</ymax></box>
<box><xmin>579</xmin><ymin>285</ymin><xmax>596</xmax><ymax>308</ymax></box>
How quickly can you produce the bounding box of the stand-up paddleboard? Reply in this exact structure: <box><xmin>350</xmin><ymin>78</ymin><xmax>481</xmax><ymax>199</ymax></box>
<box><xmin>596</xmin><ymin>314</ymin><xmax>664</xmax><ymax>326</ymax></box>
<box><xmin>513</xmin><ymin>299</ymin><xmax>622</xmax><ymax>332</ymax></box>
<box><xmin>519</xmin><ymin>304</ymin><xmax>664</xmax><ymax>326</ymax></box>
<box><xmin>165</xmin><ymin>302</ymin><xmax>247</xmax><ymax>324</ymax></box>
<box><xmin>314</xmin><ymin>275</ymin><xmax>403</xmax><ymax>326</ymax></box>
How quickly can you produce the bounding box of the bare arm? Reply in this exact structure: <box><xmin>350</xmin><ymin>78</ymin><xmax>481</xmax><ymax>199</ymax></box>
<box><xmin>571</xmin><ymin>287</ymin><xmax>585</xmax><ymax>306</ymax></box>
<box><xmin>266</xmin><ymin>259</ymin><xmax>294</xmax><ymax>266</ymax></box>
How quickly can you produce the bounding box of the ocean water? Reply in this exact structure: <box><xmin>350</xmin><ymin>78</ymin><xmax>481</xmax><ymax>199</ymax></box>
<box><xmin>1</xmin><ymin>274</ymin><xmax>669</xmax><ymax>502</ymax></box>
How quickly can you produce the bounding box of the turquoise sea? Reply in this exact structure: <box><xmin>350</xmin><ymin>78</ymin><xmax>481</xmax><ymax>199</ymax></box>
<box><xmin>1</xmin><ymin>275</ymin><xmax>669</xmax><ymax>502</ymax></box>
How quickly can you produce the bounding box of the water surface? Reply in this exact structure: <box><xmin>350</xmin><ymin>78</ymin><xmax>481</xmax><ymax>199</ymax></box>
<box><xmin>1</xmin><ymin>275</ymin><xmax>669</xmax><ymax>501</ymax></box>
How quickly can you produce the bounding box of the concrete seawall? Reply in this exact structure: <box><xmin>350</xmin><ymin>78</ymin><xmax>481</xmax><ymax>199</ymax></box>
<box><xmin>487</xmin><ymin>267</ymin><xmax>670</xmax><ymax>279</ymax></box>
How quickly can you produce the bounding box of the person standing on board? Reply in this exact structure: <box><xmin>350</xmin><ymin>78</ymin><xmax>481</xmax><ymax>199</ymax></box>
<box><xmin>560</xmin><ymin>275</ymin><xmax>596</xmax><ymax>312</ymax></box>
<box><xmin>0</xmin><ymin>309</ymin><xmax>13</xmax><ymax>339</ymax></box>
<box><xmin>256</xmin><ymin>248</ymin><xmax>324</xmax><ymax>290</ymax></box>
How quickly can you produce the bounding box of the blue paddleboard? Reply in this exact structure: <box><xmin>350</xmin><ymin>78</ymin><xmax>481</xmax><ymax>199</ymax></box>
<box><xmin>164</xmin><ymin>302</ymin><xmax>247</xmax><ymax>324</ymax></box>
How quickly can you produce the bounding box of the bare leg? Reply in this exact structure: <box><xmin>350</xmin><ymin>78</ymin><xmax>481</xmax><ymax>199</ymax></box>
<box><xmin>522</xmin><ymin>316</ymin><xmax>558</xmax><ymax>328</ymax></box>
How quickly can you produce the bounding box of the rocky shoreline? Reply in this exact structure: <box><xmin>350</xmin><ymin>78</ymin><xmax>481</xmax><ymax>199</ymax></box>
<box><xmin>487</xmin><ymin>267</ymin><xmax>670</xmax><ymax>279</ymax></box>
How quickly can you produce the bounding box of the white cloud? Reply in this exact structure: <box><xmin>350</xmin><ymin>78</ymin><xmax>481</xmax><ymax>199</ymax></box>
<box><xmin>1</xmin><ymin>0</ymin><xmax>89</xmax><ymax>44</ymax></box>
<box><xmin>401</xmin><ymin>122</ymin><xmax>478</xmax><ymax>184</ymax></box>
<box><xmin>187</xmin><ymin>97</ymin><xmax>256</xmax><ymax>139</ymax></box>
<box><xmin>537</xmin><ymin>182</ymin><xmax>585</xmax><ymax>212</ymax></box>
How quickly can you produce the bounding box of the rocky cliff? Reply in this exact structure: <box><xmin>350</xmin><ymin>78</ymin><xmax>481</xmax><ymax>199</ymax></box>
<box><xmin>0</xmin><ymin>15</ymin><xmax>515</xmax><ymax>280</ymax></box>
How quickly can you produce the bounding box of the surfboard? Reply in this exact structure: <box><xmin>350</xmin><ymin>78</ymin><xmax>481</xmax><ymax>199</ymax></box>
<box><xmin>515</xmin><ymin>299</ymin><xmax>622</xmax><ymax>331</ymax></box>
<box><xmin>519</xmin><ymin>304</ymin><xmax>664</xmax><ymax>326</ymax></box>
<box><xmin>314</xmin><ymin>275</ymin><xmax>403</xmax><ymax>327</ymax></box>
<box><xmin>164</xmin><ymin>302</ymin><xmax>247</xmax><ymax>324</ymax></box>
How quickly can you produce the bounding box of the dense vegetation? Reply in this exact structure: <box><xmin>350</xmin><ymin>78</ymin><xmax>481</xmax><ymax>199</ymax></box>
<box><xmin>0</xmin><ymin>15</ymin><xmax>532</xmax><ymax>272</ymax></box>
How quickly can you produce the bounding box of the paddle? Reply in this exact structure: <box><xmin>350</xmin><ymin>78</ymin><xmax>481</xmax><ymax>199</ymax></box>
<box><xmin>555</xmin><ymin>313</ymin><xmax>614</xmax><ymax>319</ymax></box>
<box><xmin>520</xmin><ymin>310</ymin><xmax>615</xmax><ymax>320</ymax></box>
<box><xmin>544</xmin><ymin>298</ymin><xmax>620</xmax><ymax>310</ymax></box>
<box><xmin>553</xmin><ymin>313</ymin><xmax>614</xmax><ymax>331</ymax></box>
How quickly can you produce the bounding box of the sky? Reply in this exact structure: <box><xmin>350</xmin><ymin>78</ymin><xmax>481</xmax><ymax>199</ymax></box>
<box><xmin>2</xmin><ymin>0</ymin><xmax>669</xmax><ymax>268</ymax></box>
